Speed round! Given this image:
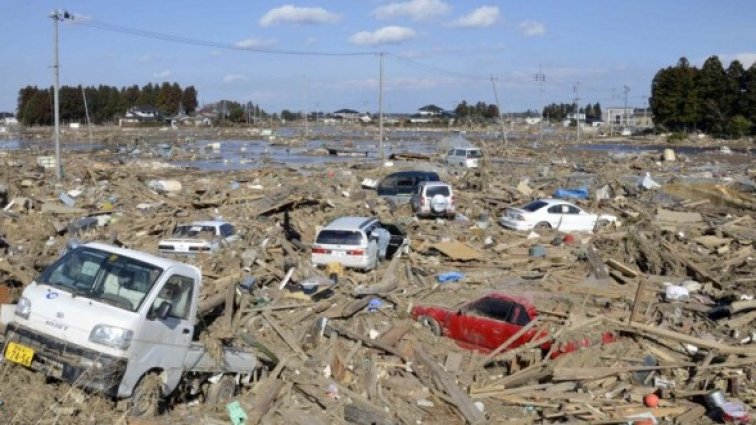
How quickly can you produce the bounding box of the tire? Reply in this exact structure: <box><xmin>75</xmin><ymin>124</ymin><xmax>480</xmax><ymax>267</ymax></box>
<box><xmin>595</xmin><ymin>219</ymin><xmax>610</xmax><ymax>230</ymax></box>
<box><xmin>534</xmin><ymin>221</ymin><xmax>551</xmax><ymax>231</ymax></box>
<box><xmin>419</xmin><ymin>316</ymin><xmax>442</xmax><ymax>336</ymax></box>
<box><xmin>129</xmin><ymin>372</ymin><xmax>163</xmax><ymax>417</ymax></box>
<box><xmin>205</xmin><ymin>375</ymin><xmax>236</xmax><ymax>405</ymax></box>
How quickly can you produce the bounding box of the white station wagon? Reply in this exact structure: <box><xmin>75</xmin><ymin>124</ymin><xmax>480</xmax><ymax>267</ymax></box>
<box><xmin>158</xmin><ymin>220</ymin><xmax>238</xmax><ymax>255</ymax></box>
<box><xmin>311</xmin><ymin>217</ymin><xmax>409</xmax><ymax>271</ymax></box>
<box><xmin>499</xmin><ymin>199</ymin><xmax>617</xmax><ymax>232</ymax></box>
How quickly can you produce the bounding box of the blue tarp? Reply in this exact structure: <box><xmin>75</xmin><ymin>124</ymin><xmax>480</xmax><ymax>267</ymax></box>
<box><xmin>553</xmin><ymin>187</ymin><xmax>589</xmax><ymax>200</ymax></box>
<box><xmin>437</xmin><ymin>271</ymin><xmax>464</xmax><ymax>283</ymax></box>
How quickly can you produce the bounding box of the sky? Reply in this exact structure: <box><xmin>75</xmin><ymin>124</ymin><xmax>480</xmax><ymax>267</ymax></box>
<box><xmin>1</xmin><ymin>1</ymin><xmax>755</xmax><ymax>115</ymax></box>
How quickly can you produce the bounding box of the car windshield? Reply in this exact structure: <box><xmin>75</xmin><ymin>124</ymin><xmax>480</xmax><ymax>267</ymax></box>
<box><xmin>426</xmin><ymin>186</ymin><xmax>450</xmax><ymax>197</ymax></box>
<box><xmin>521</xmin><ymin>200</ymin><xmax>549</xmax><ymax>212</ymax></box>
<box><xmin>467</xmin><ymin>149</ymin><xmax>482</xmax><ymax>158</ymax></box>
<box><xmin>172</xmin><ymin>225</ymin><xmax>216</xmax><ymax>239</ymax></box>
<box><xmin>316</xmin><ymin>230</ymin><xmax>363</xmax><ymax>246</ymax></box>
<box><xmin>37</xmin><ymin>246</ymin><xmax>163</xmax><ymax>312</ymax></box>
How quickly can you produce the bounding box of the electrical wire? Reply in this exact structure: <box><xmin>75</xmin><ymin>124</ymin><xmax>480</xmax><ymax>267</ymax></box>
<box><xmin>73</xmin><ymin>18</ymin><xmax>377</xmax><ymax>57</ymax></box>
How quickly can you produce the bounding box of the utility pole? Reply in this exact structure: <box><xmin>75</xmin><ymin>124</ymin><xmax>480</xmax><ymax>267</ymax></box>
<box><xmin>82</xmin><ymin>86</ymin><xmax>93</xmax><ymax>144</ymax></box>
<box><xmin>574</xmin><ymin>82</ymin><xmax>581</xmax><ymax>143</ymax></box>
<box><xmin>534</xmin><ymin>65</ymin><xmax>545</xmax><ymax>140</ymax></box>
<box><xmin>490</xmin><ymin>75</ymin><xmax>508</xmax><ymax>144</ymax></box>
<box><xmin>623</xmin><ymin>85</ymin><xmax>630</xmax><ymax>130</ymax></box>
<box><xmin>51</xmin><ymin>10</ymin><xmax>72</xmax><ymax>181</ymax></box>
<box><xmin>302</xmin><ymin>76</ymin><xmax>308</xmax><ymax>140</ymax></box>
<box><xmin>378</xmin><ymin>52</ymin><xmax>385</xmax><ymax>161</ymax></box>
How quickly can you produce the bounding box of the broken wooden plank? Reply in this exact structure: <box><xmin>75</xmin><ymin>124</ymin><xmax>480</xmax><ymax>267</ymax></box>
<box><xmin>413</xmin><ymin>346</ymin><xmax>485</xmax><ymax>424</ymax></box>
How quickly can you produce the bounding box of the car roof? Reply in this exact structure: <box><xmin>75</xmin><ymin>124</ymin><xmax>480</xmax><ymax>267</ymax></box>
<box><xmin>419</xmin><ymin>181</ymin><xmax>451</xmax><ymax>187</ymax></box>
<box><xmin>383</xmin><ymin>170</ymin><xmax>439</xmax><ymax>179</ymax></box>
<box><xmin>323</xmin><ymin>216</ymin><xmax>377</xmax><ymax>231</ymax></box>
<box><xmin>178</xmin><ymin>220</ymin><xmax>231</xmax><ymax>227</ymax></box>
<box><xmin>83</xmin><ymin>242</ymin><xmax>198</xmax><ymax>273</ymax></box>
<box><xmin>530</xmin><ymin>199</ymin><xmax>577</xmax><ymax>207</ymax></box>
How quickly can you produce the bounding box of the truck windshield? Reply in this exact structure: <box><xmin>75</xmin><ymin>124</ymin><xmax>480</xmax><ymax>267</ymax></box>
<box><xmin>37</xmin><ymin>247</ymin><xmax>163</xmax><ymax>312</ymax></box>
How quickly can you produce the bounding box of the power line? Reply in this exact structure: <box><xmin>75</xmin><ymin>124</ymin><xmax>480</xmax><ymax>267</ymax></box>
<box><xmin>73</xmin><ymin>18</ymin><xmax>376</xmax><ymax>57</ymax></box>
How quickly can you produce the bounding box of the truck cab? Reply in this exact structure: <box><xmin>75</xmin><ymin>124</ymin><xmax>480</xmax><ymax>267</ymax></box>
<box><xmin>3</xmin><ymin>242</ymin><xmax>255</xmax><ymax>414</ymax></box>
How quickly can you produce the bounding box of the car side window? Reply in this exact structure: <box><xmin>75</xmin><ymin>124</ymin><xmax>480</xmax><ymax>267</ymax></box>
<box><xmin>566</xmin><ymin>205</ymin><xmax>580</xmax><ymax>214</ymax></box>
<box><xmin>220</xmin><ymin>224</ymin><xmax>234</xmax><ymax>237</ymax></box>
<box><xmin>152</xmin><ymin>275</ymin><xmax>194</xmax><ymax>320</ymax></box>
<box><xmin>508</xmin><ymin>304</ymin><xmax>531</xmax><ymax>326</ymax></box>
<box><xmin>469</xmin><ymin>297</ymin><xmax>513</xmax><ymax>322</ymax></box>
<box><xmin>547</xmin><ymin>205</ymin><xmax>563</xmax><ymax>214</ymax></box>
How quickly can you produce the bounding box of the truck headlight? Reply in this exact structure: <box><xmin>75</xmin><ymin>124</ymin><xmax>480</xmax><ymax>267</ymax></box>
<box><xmin>89</xmin><ymin>325</ymin><xmax>133</xmax><ymax>350</ymax></box>
<box><xmin>15</xmin><ymin>297</ymin><xmax>31</xmax><ymax>319</ymax></box>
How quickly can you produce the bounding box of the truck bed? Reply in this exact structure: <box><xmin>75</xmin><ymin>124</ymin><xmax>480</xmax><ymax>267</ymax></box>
<box><xmin>182</xmin><ymin>343</ymin><xmax>257</xmax><ymax>373</ymax></box>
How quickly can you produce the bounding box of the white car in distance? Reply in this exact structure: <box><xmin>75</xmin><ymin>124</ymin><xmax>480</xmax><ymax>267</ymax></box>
<box><xmin>499</xmin><ymin>199</ymin><xmax>617</xmax><ymax>232</ymax></box>
<box><xmin>158</xmin><ymin>221</ymin><xmax>238</xmax><ymax>255</ymax></box>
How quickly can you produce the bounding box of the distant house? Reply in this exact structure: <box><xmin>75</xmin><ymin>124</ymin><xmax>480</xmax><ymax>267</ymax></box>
<box><xmin>0</xmin><ymin>112</ymin><xmax>18</xmax><ymax>126</ymax></box>
<box><xmin>601</xmin><ymin>107</ymin><xmax>653</xmax><ymax>129</ymax></box>
<box><xmin>418</xmin><ymin>104</ymin><xmax>444</xmax><ymax>116</ymax></box>
<box><xmin>525</xmin><ymin>117</ymin><xmax>542</xmax><ymax>125</ymax></box>
<box><xmin>119</xmin><ymin>106</ymin><xmax>162</xmax><ymax>127</ymax></box>
<box><xmin>333</xmin><ymin>109</ymin><xmax>360</xmax><ymax>121</ymax></box>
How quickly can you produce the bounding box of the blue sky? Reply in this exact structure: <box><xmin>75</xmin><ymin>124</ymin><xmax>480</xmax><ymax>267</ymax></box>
<box><xmin>1</xmin><ymin>1</ymin><xmax>755</xmax><ymax>114</ymax></box>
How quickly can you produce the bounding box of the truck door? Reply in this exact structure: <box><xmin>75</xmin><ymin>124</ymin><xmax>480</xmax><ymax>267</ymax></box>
<box><xmin>127</xmin><ymin>274</ymin><xmax>195</xmax><ymax>395</ymax></box>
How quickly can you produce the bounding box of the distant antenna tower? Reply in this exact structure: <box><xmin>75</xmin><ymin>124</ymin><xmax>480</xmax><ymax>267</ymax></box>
<box><xmin>534</xmin><ymin>65</ymin><xmax>545</xmax><ymax>139</ymax></box>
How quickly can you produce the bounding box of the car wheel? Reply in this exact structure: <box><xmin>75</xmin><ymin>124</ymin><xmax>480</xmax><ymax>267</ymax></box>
<box><xmin>205</xmin><ymin>375</ymin><xmax>236</xmax><ymax>405</ymax></box>
<box><xmin>129</xmin><ymin>372</ymin><xmax>162</xmax><ymax>417</ymax></box>
<box><xmin>595</xmin><ymin>219</ymin><xmax>610</xmax><ymax>230</ymax></box>
<box><xmin>419</xmin><ymin>316</ymin><xmax>442</xmax><ymax>336</ymax></box>
<box><xmin>534</xmin><ymin>221</ymin><xmax>551</xmax><ymax>231</ymax></box>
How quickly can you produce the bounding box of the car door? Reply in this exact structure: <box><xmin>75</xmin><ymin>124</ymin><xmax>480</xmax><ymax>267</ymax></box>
<box><xmin>130</xmin><ymin>273</ymin><xmax>195</xmax><ymax>392</ymax></box>
<box><xmin>546</xmin><ymin>204</ymin><xmax>567</xmax><ymax>229</ymax></box>
<box><xmin>555</xmin><ymin>204</ymin><xmax>584</xmax><ymax>231</ymax></box>
<box><xmin>452</xmin><ymin>297</ymin><xmax>513</xmax><ymax>350</ymax></box>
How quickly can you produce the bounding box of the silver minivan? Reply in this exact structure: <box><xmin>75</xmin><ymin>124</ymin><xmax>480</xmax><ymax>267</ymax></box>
<box><xmin>445</xmin><ymin>147</ymin><xmax>482</xmax><ymax>168</ymax></box>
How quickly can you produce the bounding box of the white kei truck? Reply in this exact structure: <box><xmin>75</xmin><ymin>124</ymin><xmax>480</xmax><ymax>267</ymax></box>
<box><xmin>2</xmin><ymin>242</ymin><xmax>257</xmax><ymax>416</ymax></box>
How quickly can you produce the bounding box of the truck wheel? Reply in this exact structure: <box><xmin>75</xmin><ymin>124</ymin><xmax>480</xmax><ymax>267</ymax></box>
<box><xmin>205</xmin><ymin>375</ymin><xmax>236</xmax><ymax>405</ymax></box>
<box><xmin>129</xmin><ymin>372</ymin><xmax>162</xmax><ymax>417</ymax></box>
<box><xmin>419</xmin><ymin>316</ymin><xmax>441</xmax><ymax>336</ymax></box>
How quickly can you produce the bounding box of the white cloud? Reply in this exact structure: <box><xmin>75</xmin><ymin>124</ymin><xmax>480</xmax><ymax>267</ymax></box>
<box><xmin>223</xmin><ymin>74</ymin><xmax>248</xmax><ymax>83</ymax></box>
<box><xmin>234</xmin><ymin>37</ymin><xmax>276</xmax><ymax>49</ymax></box>
<box><xmin>259</xmin><ymin>5</ymin><xmax>340</xmax><ymax>27</ymax></box>
<box><xmin>152</xmin><ymin>70</ymin><xmax>171</xmax><ymax>79</ymax></box>
<box><xmin>718</xmin><ymin>52</ymin><xmax>756</xmax><ymax>67</ymax></box>
<box><xmin>448</xmin><ymin>6</ymin><xmax>500</xmax><ymax>28</ymax></box>
<box><xmin>350</xmin><ymin>26</ymin><xmax>417</xmax><ymax>46</ymax></box>
<box><xmin>137</xmin><ymin>55</ymin><xmax>153</xmax><ymax>63</ymax></box>
<box><xmin>517</xmin><ymin>20</ymin><xmax>546</xmax><ymax>37</ymax></box>
<box><xmin>372</xmin><ymin>0</ymin><xmax>450</xmax><ymax>21</ymax></box>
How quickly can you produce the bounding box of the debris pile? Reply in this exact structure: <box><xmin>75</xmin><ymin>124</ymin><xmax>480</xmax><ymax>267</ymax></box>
<box><xmin>0</xmin><ymin>137</ymin><xmax>753</xmax><ymax>424</ymax></box>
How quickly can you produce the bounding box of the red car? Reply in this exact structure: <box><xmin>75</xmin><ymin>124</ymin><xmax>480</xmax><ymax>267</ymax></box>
<box><xmin>411</xmin><ymin>293</ymin><xmax>615</xmax><ymax>357</ymax></box>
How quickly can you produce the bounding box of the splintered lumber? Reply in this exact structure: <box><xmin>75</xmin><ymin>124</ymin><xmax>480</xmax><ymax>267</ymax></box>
<box><xmin>629</xmin><ymin>279</ymin><xmax>647</xmax><ymax>323</ymax></box>
<box><xmin>660</xmin><ymin>241</ymin><xmax>721</xmax><ymax>287</ymax></box>
<box><xmin>413</xmin><ymin>347</ymin><xmax>485</xmax><ymax>425</ymax></box>
<box><xmin>614</xmin><ymin>319</ymin><xmax>756</xmax><ymax>355</ymax></box>
<box><xmin>262</xmin><ymin>312</ymin><xmax>308</xmax><ymax>360</ymax></box>
<box><xmin>375</xmin><ymin>321</ymin><xmax>412</xmax><ymax>347</ymax></box>
<box><xmin>343</xmin><ymin>404</ymin><xmax>396</xmax><ymax>425</ymax></box>
<box><xmin>353</xmin><ymin>255</ymin><xmax>401</xmax><ymax>296</ymax></box>
<box><xmin>247</xmin><ymin>379</ymin><xmax>285</xmax><ymax>425</ymax></box>
<box><xmin>585</xmin><ymin>246</ymin><xmax>610</xmax><ymax>280</ymax></box>
<box><xmin>605</xmin><ymin>258</ymin><xmax>639</xmax><ymax>278</ymax></box>
<box><xmin>327</xmin><ymin>323</ymin><xmax>407</xmax><ymax>361</ymax></box>
<box><xmin>674</xmin><ymin>405</ymin><xmax>707</xmax><ymax>424</ymax></box>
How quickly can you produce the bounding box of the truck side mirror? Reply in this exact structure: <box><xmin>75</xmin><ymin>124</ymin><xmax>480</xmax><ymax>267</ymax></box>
<box><xmin>155</xmin><ymin>301</ymin><xmax>172</xmax><ymax>320</ymax></box>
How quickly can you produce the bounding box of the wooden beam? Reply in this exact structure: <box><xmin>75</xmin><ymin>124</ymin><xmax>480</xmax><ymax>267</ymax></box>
<box><xmin>414</xmin><ymin>346</ymin><xmax>485</xmax><ymax>424</ymax></box>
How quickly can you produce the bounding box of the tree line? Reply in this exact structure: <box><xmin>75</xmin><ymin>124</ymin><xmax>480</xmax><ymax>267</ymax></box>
<box><xmin>651</xmin><ymin>56</ymin><xmax>756</xmax><ymax>137</ymax></box>
<box><xmin>541</xmin><ymin>102</ymin><xmax>603</xmax><ymax>123</ymax></box>
<box><xmin>17</xmin><ymin>82</ymin><xmax>198</xmax><ymax>126</ymax></box>
<box><xmin>454</xmin><ymin>101</ymin><xmax>500</xmax><ymax>122</ymax></box>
